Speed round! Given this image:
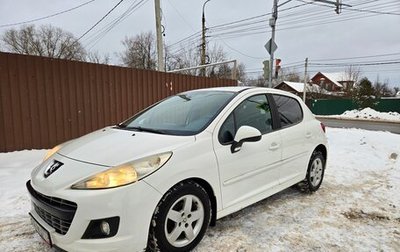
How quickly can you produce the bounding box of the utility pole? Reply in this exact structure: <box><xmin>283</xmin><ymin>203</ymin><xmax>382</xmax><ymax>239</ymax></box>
<box><xmin>268</xmin><ymin>0</ymin><xmax>278</xmax><ymax>88</ymax></box>
<box><xmin>201</xmin><ymin>0</ymin><xmax>211</xmax><ymax>76</ymax></box>
<box><xmin>154</xmin><ymin>0</ymin><xmax>164</xmax><ymax>71</ymax></box>
<box><xmin>303</xmin><ymin>57</ymin><xmax>308</xmax><ymax>102</ymax></box>
<box><xmin>264</xmin><ymin>0</ymin><xmax>349</xmax><ymax>87</ymax></box>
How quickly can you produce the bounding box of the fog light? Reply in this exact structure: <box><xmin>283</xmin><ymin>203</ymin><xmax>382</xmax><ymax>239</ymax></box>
<box><xmin>100</xmin><ymin>221</ymin><xmax>110</xmax><ymax>235</ymax></box>
<box><xmin>82</xmin><ymin>216</ymin><xmax>119</xmax><ymax>239</ymax></box>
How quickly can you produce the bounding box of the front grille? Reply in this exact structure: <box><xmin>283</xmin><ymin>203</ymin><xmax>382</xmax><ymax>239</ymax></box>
<box><xmin>26</xmin><ymin>181</ymin><xmax>77</xmax><ymax>235</ymax></box>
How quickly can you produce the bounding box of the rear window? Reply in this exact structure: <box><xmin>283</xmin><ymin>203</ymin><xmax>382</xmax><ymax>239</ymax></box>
<box><xmin>272</xmin><ymin>94</ymin><xmax>303</xmax><ymax>127</ymax></box>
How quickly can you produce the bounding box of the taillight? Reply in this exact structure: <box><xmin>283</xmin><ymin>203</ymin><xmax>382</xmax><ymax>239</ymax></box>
<box><xmin>320</xmin><ymin>122</ymin><xmax>326</xmax><ymax>133</ymax></box>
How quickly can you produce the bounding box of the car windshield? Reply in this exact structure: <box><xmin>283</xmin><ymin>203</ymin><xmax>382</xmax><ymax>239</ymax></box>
<box><xmin>119</xmin><ymin>90</ymin><xmax>236</xmax><ymax>135</ymax></box>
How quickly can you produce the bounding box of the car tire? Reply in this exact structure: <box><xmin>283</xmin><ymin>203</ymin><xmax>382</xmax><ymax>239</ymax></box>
<box><xmin>297</xmin><ymin>151</ymin><xmax>325</xmax><ymax>193</ymax></box>
<box><xmin>147</xmin><ymin>181</ymin><xmax>211</xmax><ymax>252</ymax></box>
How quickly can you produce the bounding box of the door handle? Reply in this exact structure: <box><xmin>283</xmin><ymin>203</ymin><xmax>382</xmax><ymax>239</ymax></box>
<box><xmin>305</xmin><ymin>132</ymin><xmax>312</xmax><ymax>138</ymax></box>
<box><xmin>269</xmin><ymin>142</ymin><xmax>279</xmax><ymax>151</ymax></box>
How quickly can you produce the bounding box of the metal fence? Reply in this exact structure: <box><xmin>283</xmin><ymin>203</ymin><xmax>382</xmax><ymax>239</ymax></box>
<box><xmin>0</xmin><ymin>52</ymin><xmax>236</xmax><ymax>152</ymax></box>
<box><xmin>310</xmin><ymin>98</ymin><xmax>400</xmax><ymax>115</ymax></box>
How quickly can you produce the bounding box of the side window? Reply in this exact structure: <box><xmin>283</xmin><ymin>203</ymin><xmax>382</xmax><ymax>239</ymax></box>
<box><xmin>218</xmin><ymin>114</ymin><xmax>235</xmax><ymax>144</ymax></box>
<box><xmin>272</xmin><ymin>94</ymin><xmax>303</xmax><ymax>127</ymax></box>
<box><xmin>219</xmin><ymin>95</ymin><xmax>273</xmax><ymax>145</ymax></box>
<box><xmin>235</xmin><ymin>95</ymin><xmax>272</xmax><ymax>134</ymax></box>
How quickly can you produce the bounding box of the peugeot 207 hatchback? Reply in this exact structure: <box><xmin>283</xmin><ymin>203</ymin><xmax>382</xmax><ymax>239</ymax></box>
<box><xmin>27</xmin><ymin>86</ymin><xmax>327</xmax><ymax>251</ymax></box>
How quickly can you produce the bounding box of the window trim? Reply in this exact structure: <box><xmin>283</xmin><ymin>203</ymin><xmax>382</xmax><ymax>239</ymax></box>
<box><xmin>218</xmin><ymin>93</ymin><xmax>275</xmax><ymax>145</ymax></box>
<box><xmin>270</xmin><ymin>94</ymin><xmax>304</xmax><ymax>130</ymax></box>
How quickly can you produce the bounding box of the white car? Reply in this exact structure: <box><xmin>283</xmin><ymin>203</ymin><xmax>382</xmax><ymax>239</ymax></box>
<box><xmin>27</xmin><ymin>86</ymin><xmax>327</xmax><ymax>252</ymax></box>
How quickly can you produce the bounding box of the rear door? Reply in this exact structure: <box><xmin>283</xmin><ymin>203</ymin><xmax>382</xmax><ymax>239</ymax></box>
<box><xmin>270</xmin><ymin>94</ymin><xmax>309</xmax><ymax>185</ymax></box>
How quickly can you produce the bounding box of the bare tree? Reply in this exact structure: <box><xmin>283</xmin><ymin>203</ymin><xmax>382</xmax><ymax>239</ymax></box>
<box><xmin>394</xmin><ymin>86</ymin><xmax>400</xmax><ymax>96</ymax></box>
<box><xmin>166</xmin><ymin>45</ymin><xmax>201</xmax><ymax>75</ymax></box>
<box><xmin>246</xmin><ymin>75</ymin><xmax>266</xmax><ymax>87</ymax></box>
<box><xmin>119</xmin><ymin>32</ymin><xmax>157</xmax><ymax>70</ymax></box>
<box><xmin>235</xmin><ymin>63</ymin><xmax>247</xmax><ymax>82</ymax></box>
<box><xmin>86</xmin><ymin>51</ymin><xmax>110</xmax><ymax>64</ymax></box>
<box><xmin>1</xmin><ymin>24</ymin><xmax>86</xmax><ymax>60</ymax></box>
<box><xmin>207</xmin><ymin>44</ymin><xmax>227</xmax><ymax>77</ymax></box>
<box><xmin>373</xmin><ymin>76</ymin><xmax>392</xmax><ymax>98</ymax></box>
<box><xmin>276</xmin><ymin>67</ymin><xmax>301</xmax><ymax>83</ymax></box>
<box><xmin>344</xmin><ymin>65</ymin><xmax>361</xmax><ymax>92</ymax></box>
<box><xmin>167</xmin><ymin>42</ymin><xmax>245</xmax><ymax>80</ymax></box>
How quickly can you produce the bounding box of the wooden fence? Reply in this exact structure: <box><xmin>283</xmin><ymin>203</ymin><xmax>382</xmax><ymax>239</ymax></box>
<box><xmin>0</xmin><ymin>52</ymin><xmax>236</xmax><ymax>152</ymax></box>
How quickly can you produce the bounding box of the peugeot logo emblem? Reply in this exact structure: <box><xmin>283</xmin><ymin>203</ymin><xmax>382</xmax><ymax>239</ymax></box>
<box><xmin>44</xmin><ymin>160</ymin><xmax>64</xmax><ymax>178</ymax></box>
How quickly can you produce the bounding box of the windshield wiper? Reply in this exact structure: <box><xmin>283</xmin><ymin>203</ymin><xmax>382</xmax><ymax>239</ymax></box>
<box><xmin>123</xmin><ymin>126</ymin><xmax>166</xmax><ymax>134</ymax></box>
<box><xmin>114</xmin><ymin>123</ymin><xmax>126</xmax><ymax>128</ymax></box>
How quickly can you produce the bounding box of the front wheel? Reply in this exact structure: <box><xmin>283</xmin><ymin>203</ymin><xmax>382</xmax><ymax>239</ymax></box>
<box><xmin>298</xmin><ymin>151</ymin><xmax>326</xmax><ymax>192</ymax></box>
<box><xmin>147</xmin><ymin>181</ymin><xmax>211</xmax><ymax>252</ymax></box>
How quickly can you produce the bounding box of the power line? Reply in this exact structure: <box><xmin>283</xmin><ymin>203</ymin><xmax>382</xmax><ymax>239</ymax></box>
<box><xmin>76</xmin><ymin>0</ymin><xmax>125</xmax><ymax>42</ymax></box>
<box><xmin>216</xmin><ymin>36</ymin><xmax>265</xmax><ymax>60</ymax></box>
<box><xmin>312</xmin><ymin>52</ymin><xmax>400</xmax><ymax>62</ymax></box>
<box><xmin>170</xmin><ymin>0</ymin><xmax>391</xmax><ymax>49</ymax></box>
<box><xmin>166</xmin><ymin>0</ymin><xmax>196</xmax><ymax>32</ymax></box>
<box><xmin>0</xmin><ymin>0</ymin><xmax>97</xmax><ymax>28</ymax></box>
<box><xmin>208</xmin><ymin>2</ymin><xmax>309</xmax><ymax>32</ymax></box>
<box><xmin>206</xmin><ymin>0</ymin><xmax>398</xmax><ymax>40</ymax></box>
<box><xmin>84</xmin><ymin>0</ymin><xmax>149</xmax><ymax>49</ymax></box>
<box><xmin>310</xmin><ymin>61</ymin><xmax>400</xmax><ymax>67</ymax></box>
<box><xmin>280</xmin><ymin>0</ymin><xmax>398</xmax><ymax>26</ymax></box>
<box><xmin>167</xmin><ymin>2</ymin><xmax>310</xmax><ymax>52</ymax></box>
<box><xmin>344</xmin><ymin>7</ymin><xmax>400</xmax><ymax>16</ymax></box>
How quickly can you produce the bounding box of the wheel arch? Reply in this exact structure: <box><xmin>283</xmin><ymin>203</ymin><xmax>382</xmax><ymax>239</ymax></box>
<box><xmin>179</xmin><ymin>177</ymin><xmax>217</xmax><ymax>227</ymax></box>
<box><xmin>314</xmin><ymin>144</ymin><xmax>327</xmax><ymax>163</ymax></box>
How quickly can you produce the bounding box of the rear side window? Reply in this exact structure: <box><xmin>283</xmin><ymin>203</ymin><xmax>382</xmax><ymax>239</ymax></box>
<box><xmin>272</xmin><ymin>94</ymin><xmax>303</xmax><ymax>127</ymax></box>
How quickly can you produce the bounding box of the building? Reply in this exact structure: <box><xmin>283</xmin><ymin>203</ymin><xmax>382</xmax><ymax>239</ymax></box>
<box><xmin>311</xmin><ymin>72</ymin><xmax>355</xmax><ymax>92</ymax></box>
<box><xmin>274</xmin><ymin>81</ymin><xmax>327</xmax><ymax>97</ymax></box>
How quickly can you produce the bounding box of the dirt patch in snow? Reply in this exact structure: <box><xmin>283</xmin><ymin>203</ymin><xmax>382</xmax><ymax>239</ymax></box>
<box><xmin>342</xmin><ymin>209</ymin><xmax>393</xmax><ymax>221</ymax></box>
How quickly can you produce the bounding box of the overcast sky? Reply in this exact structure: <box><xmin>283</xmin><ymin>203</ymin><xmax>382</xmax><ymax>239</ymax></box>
<box><xmin>1</xmin><ymin>0</ymin><xmax>399</xmax><ymax>87</ymax></box>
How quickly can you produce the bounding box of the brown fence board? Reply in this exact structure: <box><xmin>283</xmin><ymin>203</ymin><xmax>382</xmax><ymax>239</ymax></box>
<box><xmin>59</xmin><ymin>60</ymin><xmax>71</xmax><ymax>142</ymax></box>
<box><xmin>8</xmin><ymin>54</ymin><xmax>24</xmax><ymax>150</ymax></box>
<box><xmin>0</xmin><ymin>54</ymin><xmax>10</xmax><ymax>151</ymax></box>
<box><xmin>0</xmin><ymin>52</ymin><xmax>236</xmax><ymax>152</ymax></box>
<box><xmin>66</xmin><ymin>61</ymin><xmax>77</xmax><ymax>139</ymax></box>
<box><xmin>27</xmin><ymin>56</ymin><xmax>39</xmax><ymax>149</ymax></box>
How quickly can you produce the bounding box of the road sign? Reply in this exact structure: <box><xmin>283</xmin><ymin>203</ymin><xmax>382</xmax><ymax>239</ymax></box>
<box><xmin>264</xmin><ymin>39</ymin><xmax>277</xmax><ymax>55</ymax></box>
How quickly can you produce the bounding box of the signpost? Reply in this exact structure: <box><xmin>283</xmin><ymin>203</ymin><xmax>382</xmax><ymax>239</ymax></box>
<box><xmin>264</xmin><ymin>39</ymin><xmax>277</xmax><ymax>55</ymax></box>
<box><xmin>264</xmin><ymin>38</ymin><xmax>278</xmax><ymax>88</ymax></box>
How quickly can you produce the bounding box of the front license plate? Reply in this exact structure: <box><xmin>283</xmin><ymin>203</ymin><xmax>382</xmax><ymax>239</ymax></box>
<box><xmin>29</xmin><ymin>213</ymin><xmax>52</xmax><ymax>247</ymax></box>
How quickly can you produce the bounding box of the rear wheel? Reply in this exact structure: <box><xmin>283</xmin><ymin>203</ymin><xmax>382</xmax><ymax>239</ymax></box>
<box><xmin>147</xmin><ymin>181</ymin><xmax>211</xmax><ymax>252</ymax></box>
<box><xmin>298</xmin><ymin>151</ymin><xmax>325</xmax><ymax>192</ymax></box>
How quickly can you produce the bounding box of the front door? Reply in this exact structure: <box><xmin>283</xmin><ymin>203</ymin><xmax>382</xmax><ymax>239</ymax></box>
<box><xmin>213</xmin><ymin>94</ymin><xmax>282</xmax><ymax>209</ymax></box>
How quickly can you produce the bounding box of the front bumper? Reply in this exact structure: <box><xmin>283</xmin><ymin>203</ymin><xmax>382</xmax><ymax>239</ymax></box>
<box><xmin>27</xmin><ymin>179</ymin><xmax>161</xmax><ymax>252</ymax></box>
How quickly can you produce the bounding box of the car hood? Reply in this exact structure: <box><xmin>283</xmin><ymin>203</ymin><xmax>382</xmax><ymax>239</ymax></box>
<box><xmin>58</xmin><ymin>127</ymin><xmax>196</xmax><ymax>167</ymax></box>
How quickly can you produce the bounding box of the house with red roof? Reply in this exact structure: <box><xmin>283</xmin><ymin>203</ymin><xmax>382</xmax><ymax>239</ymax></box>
<box><xmin>311</xmin><ymin>72</ymin><xmax>355</xmax><ymax>92</ymax></box>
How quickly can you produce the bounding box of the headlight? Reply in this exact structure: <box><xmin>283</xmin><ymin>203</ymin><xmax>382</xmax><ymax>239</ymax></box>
<box><xmin>71</xmin><ymin>152</ymin><xmax>172</xmax><ymax>189</ymax></box>
<box><xmin>43</xmin><ymin>145</ymin><xmax>62</xmax><ymax>161</ymax></box>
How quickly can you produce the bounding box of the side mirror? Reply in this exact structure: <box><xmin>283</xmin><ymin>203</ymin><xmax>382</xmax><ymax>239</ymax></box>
<box><xmin>231</xmin><ymin>126</ymin><xmax>262</xmax><ymax>153</ymax></box>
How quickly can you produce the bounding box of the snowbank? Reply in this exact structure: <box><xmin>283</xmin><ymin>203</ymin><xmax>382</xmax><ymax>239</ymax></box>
<box><xmin>332</xmin><ymin>107</ymin><xmax>400</xmax><ymax>121</ymax></box>
<box><xmin>0</xmin><ymin>129</ymin><xmax>399</xmax><ymax>251</ymax></box>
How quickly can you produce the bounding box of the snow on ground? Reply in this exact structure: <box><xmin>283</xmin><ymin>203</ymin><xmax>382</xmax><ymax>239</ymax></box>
<box><xmin>329</xmin><ymin>107</ymin><xmax>400</xmax><ymax>122</ymax></box>
<box><xmin>0</xmin><ymin>129</ymin><xmax>399</xmax><ymax>252</ymax></box>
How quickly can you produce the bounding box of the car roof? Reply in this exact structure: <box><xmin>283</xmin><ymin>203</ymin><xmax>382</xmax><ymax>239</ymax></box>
<box><xmin>183</xmin><ymin>86</ymin><xmax>250</xmax><ymax>93</ymax></box>
<box><xmin>185</xmin><ymin>86</ymin><xmax>301</xmax><ymax>98</ymax></box>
